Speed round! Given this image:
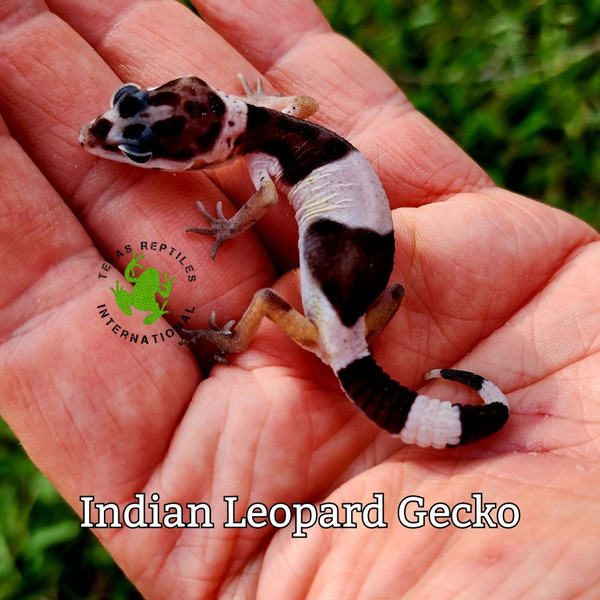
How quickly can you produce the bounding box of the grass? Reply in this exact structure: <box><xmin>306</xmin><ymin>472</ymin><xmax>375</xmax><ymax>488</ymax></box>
<box><xmin>1</xmin><ymin>1</ymin><xmax>598</xmax><ymax>599</ymax></box>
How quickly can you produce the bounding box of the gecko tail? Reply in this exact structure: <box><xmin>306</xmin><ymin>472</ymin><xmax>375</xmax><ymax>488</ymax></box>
<box><xmin>337</xmin><ymin>357</ymin><xmax>509</xmax><ymax>449</ymax></box>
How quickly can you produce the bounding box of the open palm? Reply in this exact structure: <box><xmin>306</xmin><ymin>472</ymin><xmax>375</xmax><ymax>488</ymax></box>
<box><xmin>1</xmin><ymin>0</ymin><xmax>599</xmax><ymax>598</ymax></box>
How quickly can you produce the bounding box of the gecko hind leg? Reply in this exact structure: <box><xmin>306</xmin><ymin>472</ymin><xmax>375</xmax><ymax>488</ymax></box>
<box><xmin>179</xmin><ymin>288</ymin><xmax>320</xmax><ymax>361</ymax></box>
<box><xmin>365</xmin><ymin>283</ymin><xmax>405</xmax><ymax>338</ymax></box>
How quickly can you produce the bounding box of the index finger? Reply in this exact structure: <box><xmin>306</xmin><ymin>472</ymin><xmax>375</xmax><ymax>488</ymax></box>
<box><xmin>193</xmin><ymin>0</ymin><xmax>492</xmax><ymax>206</ymax></box>
<box><xmin>1</xmin><ymin>0</ymin><xmax>279</xmax><ymax>315</ymax></box>
<box><xmin>51</xmin><ymin>0</ymin><xmax>490</xmax><ymax>213</ymax></box>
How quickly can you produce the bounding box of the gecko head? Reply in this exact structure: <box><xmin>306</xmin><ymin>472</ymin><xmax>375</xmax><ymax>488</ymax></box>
<box><xmin>79</xmin><ymin>76</ymin><xmax>229</xmax><ymax>171</ymax></box>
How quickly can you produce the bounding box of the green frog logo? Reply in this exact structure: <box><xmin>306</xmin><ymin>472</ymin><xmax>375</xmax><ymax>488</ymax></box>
<box><xmin>111</xmin><ymin>252</ymin><xmax>175</xmax><ymax>325</ymax></box>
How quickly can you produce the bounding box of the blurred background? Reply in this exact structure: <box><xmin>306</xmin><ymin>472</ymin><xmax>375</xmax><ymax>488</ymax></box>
<box><xmin>1</xmin><ymin>0</ymin><xmax>598</xmax><ymax>598</ymax></box>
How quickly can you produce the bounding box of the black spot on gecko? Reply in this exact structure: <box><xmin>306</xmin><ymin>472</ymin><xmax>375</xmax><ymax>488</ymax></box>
<box><xmin>245</xmin><ymin>105</ymin><xmax>270</xmax><ymax>129</ymax></box>
<box><xmin>439</xmin><ymin>369</ymin><xmax>485</xmax><ymax>391</ymax></box>
<box><xmin>147</xmin><ymin>91</ymin><xmax>180</xmax><ymax>107</ymax></box>
<box><xmin>151</xmin><ymin>116</ymin><xmax>187</xmax><ymax>138</ymax></box>
<box><xmin>195</xmin><ymin>120</ymin><xmax>223</xmax><ymax>153</ymax></box>
<box><xmin>281</xmin><ymin>136</ymin><xmax>352</xmax><ymax>185</ymax></box>
<box><xmin>122</xmin><ymin>123</ymin><xmax>146</xmax><ymax>140</ymax></box>
<box><xmin>276</xmin><ymin>114</ymin><xmax>319</xmax><ymax>142</ymax></box>
<box><xmin>118</xmin><ymin>95</ymin><xmax>145</xmax><ymax>118</ymax></box>
<box><xmin>173</xmin><ymin>147</ymin><xmax>196</xmax><ymax>161</ymax></box>
<box><xmin>207</xmin><ymin>92</ymin><xmax>225</xmax><ymax>116</ymax></box>
<box><xmin>257</xmin><ymin>138</ymin><xmax>293</xmax><ymax>167</ymax></box>
<box><xmin>304</xmin><ymin>219</ymin><xmax>394</xmax><ymax>327</ymax></box>
<box><xmin>184</xmin><ymin>100</ymin><xmax>207</xmax><ymax>118</ymax></box>
<box><xmin>241</xmin><ymin>105</ymin><xmax>353</xmax><ymax>185</ymax></box>
<box><xmin>89</xmin><ymin>118</ymin><xmax>112</xmax><ymax>141</ymax></box>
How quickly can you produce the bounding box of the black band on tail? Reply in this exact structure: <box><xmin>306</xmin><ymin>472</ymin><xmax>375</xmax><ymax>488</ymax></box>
<box><xmin>439</xmin><ymin>369</ymin><xmax>485</xmax><ymax>391</ymax></box>
<box><xmin>456</xmin><ymin>403</ymin><xmax>509</xmax><ymax>445</ymax></box>
<box><xmin>337</xmin><ymin>356</ymin><xmax>417</xmax><ymax>433</ymax></box>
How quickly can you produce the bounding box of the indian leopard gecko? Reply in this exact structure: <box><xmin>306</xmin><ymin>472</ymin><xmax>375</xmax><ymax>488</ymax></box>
<box><xmin>79</xmin><ymin>75</ymin><xmax>509</xmax><ymax>448</ymax></box>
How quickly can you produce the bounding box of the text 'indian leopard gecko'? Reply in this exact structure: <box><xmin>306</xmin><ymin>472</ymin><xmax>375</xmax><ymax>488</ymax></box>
<box><xmin>79</xmin><ymin>74</ymin><xmax>509</xmax><ymax>448</ymax></box>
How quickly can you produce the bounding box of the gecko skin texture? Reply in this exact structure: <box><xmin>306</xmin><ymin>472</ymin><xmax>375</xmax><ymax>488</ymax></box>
<box><xmin>80</xmin><ymin>75</ymin><xmax>509</xmax><ymax>448</ymax></box>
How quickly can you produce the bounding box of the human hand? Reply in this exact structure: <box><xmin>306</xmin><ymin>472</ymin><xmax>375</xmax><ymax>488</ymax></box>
<box><xmin>1</xmin><ymin>0</ymin><xmax>599</xmax><ymax>598</ymax></box>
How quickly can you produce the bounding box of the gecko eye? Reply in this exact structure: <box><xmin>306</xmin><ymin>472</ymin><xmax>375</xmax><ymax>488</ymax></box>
<box><xmin>111</xmin><ymin>83</ymin><xmax>142</xmax><ymax>108</ymax></box>
<box><xmin>118</xmin><ymin>144</ymin><xmax>153</xmax><ymax>164</ymax></box>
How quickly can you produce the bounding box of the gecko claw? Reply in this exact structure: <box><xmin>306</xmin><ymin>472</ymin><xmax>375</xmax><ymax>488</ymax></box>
<box><xmin>207</xmin><ymin>310</ymin><xmax>219</xmax><ymax>330</ymax></box>
<box><xmin>208</xmin><ymin>310</ymin><xmax>235</xmax><ymax>333</ymax></box>
<box><xmin>214</xmin><ymin>350</ymin><xmax>230</xmax><ymax>365</ymax></box>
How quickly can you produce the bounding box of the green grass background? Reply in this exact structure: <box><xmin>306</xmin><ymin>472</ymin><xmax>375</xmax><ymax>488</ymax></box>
<box><xmin>1</xmin><ymin>1</ymin><xmax>598</xmax><ymax>598</ymax></box>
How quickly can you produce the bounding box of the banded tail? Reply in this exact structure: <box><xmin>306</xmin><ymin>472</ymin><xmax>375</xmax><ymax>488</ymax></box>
<box><xmin>337</xmin><ymin>356</ymin><xmax>509</xmax><ymax>448</ymax></box>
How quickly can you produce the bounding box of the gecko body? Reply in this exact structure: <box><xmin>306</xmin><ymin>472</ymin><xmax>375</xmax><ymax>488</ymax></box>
<box><xmin>80</xmin><ymin>75</ymin><xmax>509</xmax><ymax>448</ymax></box>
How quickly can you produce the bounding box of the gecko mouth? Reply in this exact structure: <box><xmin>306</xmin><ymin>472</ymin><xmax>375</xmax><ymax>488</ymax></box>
<box><xmin>117</xmin><ymin>144</ymin><xmax>153</xmax><ymax>163</ymax></box>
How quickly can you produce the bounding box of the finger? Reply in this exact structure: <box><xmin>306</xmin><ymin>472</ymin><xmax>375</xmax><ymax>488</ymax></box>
<box><xmin>0</xmin><ymin>0</ymin><xmax>277</xmax><ymax>320</ymax></box>
<box><xmin>52</xmin><ymin>0</ymin><xmax>303</xmax><ymax>269</ymax></box>
<box><xmin>53</xmin><ymin>0</ymin><xmax>489</xmax><ymax>214</ymax></box>
<box><xmin>194</xmin><ymin>0</ymin><xmax>328</xmax><ymax>73</ymax></box>
<box><xmin>0</xmin><ymin>113</ymin><xmax>199</xmax><ymax>507</ymax></box>
<box><xmin>468</xmin><ymin>230</ymin><xmax>600</xmax><ymax>453</ymax></box>
<box><xmin>193</xmin><ymin>0</ymin><xmax>491</xmax><ymax>206</ymax></box>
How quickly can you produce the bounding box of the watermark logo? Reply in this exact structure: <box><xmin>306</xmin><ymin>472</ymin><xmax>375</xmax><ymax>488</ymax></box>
<box><xmin>111</xmin><ymin>252</ymin><xmax>174</xmax><ymax>325</ymax></box>
<box><xmin>96</xmin><ymin>241</ymin><xmax>198</xmax><ymax>345</ymax></box>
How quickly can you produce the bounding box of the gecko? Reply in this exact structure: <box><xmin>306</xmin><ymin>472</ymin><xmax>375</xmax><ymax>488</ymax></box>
<box><xmin>79</xmin><ymin>74</ymin><xmax>509</xmax><ymax>448</ymax></box>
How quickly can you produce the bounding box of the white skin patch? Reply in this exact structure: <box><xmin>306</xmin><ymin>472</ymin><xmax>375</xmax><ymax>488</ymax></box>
<box><xmin>397</xmin><ymin>396</ymin><xmax>462</xmax><ymax>448</ymax></box>
<box><xmin>244</xmin><ymin>152</ymin><xmax>284</xmax><ymax>188</ymax></box>
<box><xmin>286</xmin><ymin>150</ymin><xmax>393</xmax><ymax>237</ymax></box>
<box><xmin>275</xmin><ymin>151</ymin><xmax>393</xmax><ymax>371</ymax></box>
<box><xmin>203</xmin><ymin>91</ymin><xmax>248</xmax><ymax>164</ymax></box>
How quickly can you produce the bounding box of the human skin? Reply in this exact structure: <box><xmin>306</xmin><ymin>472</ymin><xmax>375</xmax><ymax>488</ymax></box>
<box><xmin>1</xmin><ymin>0</ymin><xmax>599</xmax><ymax>598</ymax></box>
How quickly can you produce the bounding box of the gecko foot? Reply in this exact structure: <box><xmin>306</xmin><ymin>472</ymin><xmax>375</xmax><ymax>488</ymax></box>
<box><xmin>186</xmin><ymin>201</ymin><xmax>236</xmax><ymax>260</ymax></box>
<box><xmin>179</xmin><ymin>311</ymin><xmax>237</xmax><ymax>364</ymax></box>
<box><xmin>236</xmin><ymin>73</ymin><xmax>318</xmax><ymax>118</ymax></box>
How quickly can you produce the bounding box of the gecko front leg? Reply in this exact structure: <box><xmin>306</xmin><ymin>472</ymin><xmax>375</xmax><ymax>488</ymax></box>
<box><xmin>186</xmin><ymin>170</ymin><xmax>278</xmax><ymax>259</ymax></box>
<box><xmin>237</xmin><ymin>74</ymin><xmax>319</xmax><ymax>119</ymax></box>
